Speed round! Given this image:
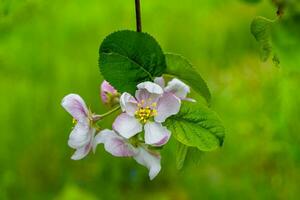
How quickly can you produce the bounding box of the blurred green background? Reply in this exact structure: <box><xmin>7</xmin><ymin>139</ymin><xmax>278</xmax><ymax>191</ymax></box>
<box><xmin>1</xmin><ymin>0</ymin><xmax>300</xmax><ymax>199</ymax></box>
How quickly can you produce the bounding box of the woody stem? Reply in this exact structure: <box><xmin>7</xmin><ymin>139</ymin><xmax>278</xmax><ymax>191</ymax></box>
<box><xmin>135</xmin><ymin>0</ymin><xmax>142</xmax><ymax>32</ymax></box>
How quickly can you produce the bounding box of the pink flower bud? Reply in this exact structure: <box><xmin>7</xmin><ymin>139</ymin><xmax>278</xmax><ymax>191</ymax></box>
<box><xmin>100</xmin><ymin>80</ymin><xmax>119</xmax><ymax>106</ymax></box>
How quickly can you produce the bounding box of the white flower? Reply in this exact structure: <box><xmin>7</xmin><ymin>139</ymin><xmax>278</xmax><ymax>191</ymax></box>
<box><xmin>112</xmin><ymin>81</ymin><xmax>181</xmax><ymax>146</ymax></box>
<box><xmin>154</xmin><ymin>77</ymin><xmax>196</xmax><ymax>102</ymax></box>
<box><xmin>93</xmin><ymin>129</ymin><xmax>161</xmax><ymax>180</ymax></box>
<box><xmin>61</xmin><ymin>94</ymin><xmax>96</xmax><ymax>160</ymax></box>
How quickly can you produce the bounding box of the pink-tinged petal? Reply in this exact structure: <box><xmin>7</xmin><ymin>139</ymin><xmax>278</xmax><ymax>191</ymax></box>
<box><xmin>93</xmin><ymin>129</ymin><xmax>137</xmax><ymax>157</ymax></box>
<box><xmin>135</xmin><ymin>81</ymin><xmax>163</xmax><ymax>106</ymax></box>
<box><xmin>113</xmin><ymin>113</ymin><xmax>142</xmax><ymax>139</ymax></box>
<box><xmin>155</xmin><ymin>93</ymin><xmax>181</xmax><ymax>123</ymax></box>
<box><xmin>101</xmin><ymin>80</ymin><xmax>117</xmax><ymax>94</ymax></box>
<box><xmin>100</xmin><ymin>80</ymin><xmax>117</xmax><ymax>103</ymax></box>
<box><xmin>61</xmin><ymin>94</ymin><xmax>89</xmax><ymax>121</ymax></box>
<box><xmin>133</xmin><ymin>147</ymin><xmax>161</xmax><ymax>180</ymax></box>
<box><xmin>154</xmin><ymin>77</ymin><xmax>165</xmax><ymax>88</ymax></box>
<box><xmin>93</xmin><ymin>129</ymin><xmax>110</xmax><ymax>152</ymax></box>
<box><xmin>70</xmin><ymin>128</ymin><xmax>95</xmax><ymax>160</ymax></box>
<box><xmin>165</xmin><ymin>78</ymin><xmax>190</xmax><ymax>99</ymax></box>
<box><xmin>71</xmin><ymin>143</ymin><xmax>91</xmax><ymax>160</ymax></box>
<box><xmin>137</xmin><ymin>81</ymin><xmax>163</xmax><ymax>95</ymax></box>
<box><xmin>135</xmin><ymin>89</ymin><xmax>160</xmax><ymax>107</ymax></box>
<box><xmin>144</xmin><ymin>122</ymin><xmax>171</xmax><ymax>146</ymax></box>
<box><xmin>120</xmin><ymin>92</ymin><xmax>138</xmax><ymax>116</ymax></box>
<box><xmin>68</xmin><ymin>121</ymin><xmax>91</xmax><ymax>148</ymax></box>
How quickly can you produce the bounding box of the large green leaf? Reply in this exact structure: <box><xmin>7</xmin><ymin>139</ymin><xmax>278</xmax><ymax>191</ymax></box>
<box><xmin>250</xmin><ymin>16</ymin><xmax>274</xmax><ymax>61</ymax></box>
<box><xmin>165</xmin><ymin>103</ymin><xmax>225</xmax><ymax>151</ymax></box>
<box><xmin>99</xmin><ymin>30</ymin><xmax>166</xmax><ymax>94</ymax></box>
<box><xmin>165</xmin><ymin>53</ymin><xmax>211</xmax><ymax>104</ymax></box>
<box><xmin>176</xmin><ymin>142</ymin><xmax>188</xmax><ymax>170</ymax></box>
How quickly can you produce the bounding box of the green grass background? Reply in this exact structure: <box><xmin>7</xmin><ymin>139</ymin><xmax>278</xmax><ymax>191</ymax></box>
<box><xmin>1</xmin><ymin>0</ymin><xmax>300</xmax><ymax>199</ymax></box>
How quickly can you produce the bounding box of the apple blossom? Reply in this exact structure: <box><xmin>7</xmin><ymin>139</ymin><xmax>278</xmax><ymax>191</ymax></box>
<box><xmin>93</xmin><ymin>129</ymin><xmax>161</xmax><ymax>180</ymax></box>
<box><xmin>61</xmin><ymin>94</ymin><xmax>98</xmax><ymax>160</ymax></box>
<box><xmin>113</xmin><ymin>81</ymin><xmax>181</xmax><ymax>146</ymax></box>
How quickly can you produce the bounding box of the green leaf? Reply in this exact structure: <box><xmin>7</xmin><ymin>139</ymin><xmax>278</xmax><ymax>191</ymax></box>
<box><xmin>176</xmin><ymin>142</ymin><xmax>188</xmax><ymax>170</ymax></box>
<box><xmin>241</xmin><ymin>0</ymin><xmax>261</xmax><ymax>4</ymax></box>
<box><xmin>272</xmin><ymin>54</ymin><xmax>280</xmax><ymax>67</ymax></box>
<box><xmin>165</xmin><ymin>53</ymin><xmax>211</xmax><ymax>104</ymax></box>
<box><xmin>165</xmin><ymin>103</ymin><xmax>225</xmax><ymax>151</ymax></box>
<box><xmin>250</xmin><ymin>16</ymin><xmax>274</xmax><ymax>61</ymax></box>
<box><xmin>99</xmin><ymin>30</ymin><xmax>166</xmax><ymax>94</ymax></box>
<box><xmin>176</xmin><ymin>142</ymin><xmax>205</xmax><ymax>169</ymax></box>
<box><xmin>186</xmin><ymin>147</ymin><xmax>204</xmax><ymax>165</ymax></box>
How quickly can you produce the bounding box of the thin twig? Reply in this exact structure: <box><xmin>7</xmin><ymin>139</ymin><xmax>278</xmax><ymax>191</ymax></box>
<box><xmin>135</xmin><ymin>0</ymin><xmax>142</xmax><ymax>32</ymax></box>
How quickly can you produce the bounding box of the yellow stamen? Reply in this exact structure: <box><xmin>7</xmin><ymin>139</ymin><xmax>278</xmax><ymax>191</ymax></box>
<box><xmin>72</xmin><ymin>118</ymin><xmax>77</xmax><ymax>125</ymax></box>
<box><xmin>152</xmin><ymin>110</ymin><xmax>157</xmax><ymax>116</ymax></box>
<box><xmin>135</xmin><ymin>104</ymin><xmax>157</xmax><ymax>124</ymax></box>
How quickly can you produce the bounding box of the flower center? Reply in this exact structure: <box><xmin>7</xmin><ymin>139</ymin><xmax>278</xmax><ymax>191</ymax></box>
<box><xmin>135</xmin><ymin>100</ymin><xmax>157</xmax><ymax>124</ymax></box>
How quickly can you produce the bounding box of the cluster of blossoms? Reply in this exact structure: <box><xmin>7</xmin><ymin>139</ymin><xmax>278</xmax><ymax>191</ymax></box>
<box><xmin>61</xmin><ymin>77</ymin><xmax>194</xmax><ymax>180</ymax></box>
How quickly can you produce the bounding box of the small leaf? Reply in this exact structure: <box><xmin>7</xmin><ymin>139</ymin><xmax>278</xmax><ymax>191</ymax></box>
<box><xmin>241</xmin><ymin>0</ymin><xmax>261</xmax><ymax>4</ymax></box>
<box><xmin>272</xmin><ymin>54</ymin><xmax>280</xmax><ymax>67</ymax></box>
<box><xmin>99</xmin><ymin>30</ymin><xmax>166</xmax><ymax>94</ymax></box>
<box><xmin>250</xmin><ymin>16</ymin><xmax>274</xmax><ymax>61</ymax></box>
<box><xmin>165</xmin><ymin>103</ymin><xmax>225</xmax><ymax>151</ymax></box>
<box><xmin>176</xmin><ymin>142</ymin><xmax>188</xmax><ymax>170</ymax></box>
<box><xmin>186</xmin><ymin>147</ymin><xmax>204</xmax><ymax>165</ymax></box>
<box><xmin>165</xmin><ymin>53</ymin><xmax>211</xmax><ymax>104</ymax></box>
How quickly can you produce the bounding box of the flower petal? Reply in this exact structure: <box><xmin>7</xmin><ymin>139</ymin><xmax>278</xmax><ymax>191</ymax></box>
<box><xmin>71</xmin><ymin>144</ymin><xmax>92</xmax><ymax>160</ymax></box>
<box><xmin>135</xmin><ymin>81</ymin><xmax>163</xmax><ymax>106</ymax></box>
<box><xmin>100</xmin><ymin>80</ymin><xmax>117</xmax><ymax>103</ymax></box>
<box><xmin>120</xmin><ymin>92</ymin><xmax>138</xmax><ymax>116</ymax></box>
<box><xmin>144</xmin><ymin>122</ymin><xmax>171</xmax><ymax>146</ymax></box>
<box><xmin>137</xmin><ymin>81</ymin><xmax>163</xmax><ymax>95</ymax></box>
<box><xmin>154</xmin><ymin>77</ymin><xmax>165</xmax><ymax>88</ymax></box>
<box><xmin>113</xmin><ymin>113</ymin><xmax>142</xmax><ymax>139</ymax></box>
<box><xmin>155</xmin><ymin>92</ymin><xmax>181</xmax><ymax>123</ymax></box>
<box><xmin>93</xmin><ymin>129</ymin><xmax>137</xmax><ymax>157</ymax></box>
<box><xmin>133</xmin><ymin>147</ymin><xmax>161</xmax><ymax>180</ymax></box>
<box><xmin>68</xmin><ymin>121</ymin><xmax>91</xmax><ymax>148</ymax></box>
<box><xmin>165</xmin><ymin>78</ymin><xmax>190</xmax><ymax>99</ymax></box>
<box><xmin>70</xmin><ymin>128</ymin><xmax>95</xmax><ymax>160</ymax></box>
<box><xmin>135</xmin><ymin>89</ymin><xmax>161</xmax><ymax>107</ymax></box>
<box><xmin>61</xmin><ymin>94</ymin><xmax>89</xmax><ymax>121</ymax></box>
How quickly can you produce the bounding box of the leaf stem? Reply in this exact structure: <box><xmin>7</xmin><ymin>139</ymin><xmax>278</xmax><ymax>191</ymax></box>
<box><xmin>163</xmin><ymin>73</ymin><xmax>176</xmax><ymax>79</ymax></box>
<box><xmin>92</xmin><ymin>106</ymin><xmax>121</xmax><ymax>122</ymax></box>
<box><xmin>135</xmin><ymin>0</ymin><xmax>142</xmax><ymax>32</ymax></box>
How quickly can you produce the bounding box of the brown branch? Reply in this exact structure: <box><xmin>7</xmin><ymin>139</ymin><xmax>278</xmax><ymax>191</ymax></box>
<box><xmin>135</xmin><ymin>0</ymin><xmax>142</xmax><ymax>32</ymax></box>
